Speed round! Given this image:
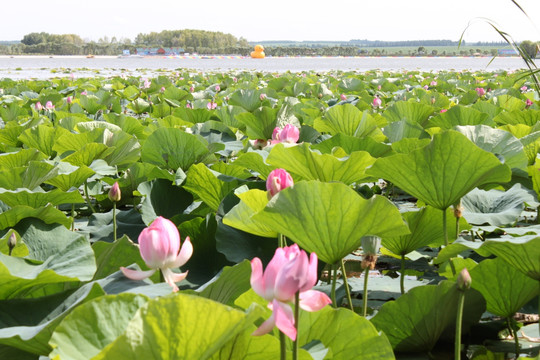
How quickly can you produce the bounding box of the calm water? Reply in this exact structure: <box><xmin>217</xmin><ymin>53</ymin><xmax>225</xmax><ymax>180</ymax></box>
<box><xmin>0</xmin><ymin>55</ymin><xmax>532</xmax><ymax>79</ymax></box>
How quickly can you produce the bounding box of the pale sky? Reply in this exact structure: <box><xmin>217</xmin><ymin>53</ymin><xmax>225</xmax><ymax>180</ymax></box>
<box><xmin>2</xmin><ymin>0</ymin><xmax>540</xmax><ymax>43</ymax></box>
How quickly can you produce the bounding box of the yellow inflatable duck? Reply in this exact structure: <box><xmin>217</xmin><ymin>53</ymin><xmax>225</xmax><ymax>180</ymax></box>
<box><xmin>251</xmin><ymin>45</ymin><xmax>265</xmax><ymax>59</ymax></box>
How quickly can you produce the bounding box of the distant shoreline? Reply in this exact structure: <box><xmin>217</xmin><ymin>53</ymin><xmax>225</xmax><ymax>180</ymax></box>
<box><xmin>0</xmin><ymin>54</ymin><xmax>521</xmax><ymax>59</ymax></box>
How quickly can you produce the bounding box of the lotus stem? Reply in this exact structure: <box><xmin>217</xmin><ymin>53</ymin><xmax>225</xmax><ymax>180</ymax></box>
<box><xmin>278</xmin><ymin>233</ymin><xmax>286</xmax><ymax>248</ymax></box>
<box><xmin>455</xmin><ymin>217</ymin><xmax>459</xmax><ymax>239</ymax></box>
<box><xmin>507</xmin><ymin>317</ymin><xmax>520</xmax><ymax>358</ymax></box>
<box><xmin>455</xmin><ymin>290</ymin><xmax>465</xmax><ymax>360</ymax></box>
<box><xmin>443</xmin><ymin>208</ymin><xmax>448</xmax><ymax>247</ymax></box>
<box><xmin>84</xmin><ymin>180</ymin><xmax>96</xmax><ymax>213</ymax></box>
<box><xmin>341</xmin><ymin>258</ymin><xmax>354</xmax><ymax>311</ymax></box>
<box><xmin>363</xmin><ymin>266</ymin><xmax>369</xmax><ymax>317</ymax></box>
<box><xmin>279</xmin><ymin>331</ymin><xmax>286</xmax><ymax>360</ymax></box>
<box><xmin>537</xmin><ymin>205</ymin><xmax>540</xmax><ymax>224</ymax></box>
<box><xmin>293</xmin><ymin>291</ymin><xmax>300</xmax><ymax>360</ymax></box>
<box><xmin>71</xmin><ymin>203</ymin><xmax>75</xmax><ymax>231</ymax></box>
<box><xmin>113</xmin><ymin>202</ymin><xmax>117</xmax><ymax>242</ymax></box>
<box><xmin>400</xmin><ymin>254</ymin><xmax>406</xmax><ymax>295</ymax></box>
<box><xmin>331</xmin><ymin>263</ymin><xmax>338</xmax><ymax>308</ymax></box>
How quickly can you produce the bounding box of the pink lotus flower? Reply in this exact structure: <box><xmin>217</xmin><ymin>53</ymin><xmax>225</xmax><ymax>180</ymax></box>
<box><xmin>526</xmin><ymin>99</ymin><xmax>533</xmax><ymax>107</ymax></box>
<box><xmin>207</xmin><ymin>101</ymin><xmax>217</xmax><ymax>110</ymax></box>
<box><xmin>377</xmin><ymin>85</ymin><xmax>382</xmax><ymax>90</ymax></box>
<box><xmin>250</xmin><ymin>244</ymin><xmax>331</xmax><ymax>340</ymax></box>
<box><xmin>430</xmin><ymin>80</ymin><xmax>438</xmax><ymax>86</ymax></box>
<box><xmin>252</xmin><ymin>139</ymin><xmax>268</xmax><ymax>149</ymax></box>
<box><xmin>160</xmin><ymin>86</ymin><xmax>166</xmax><ymax>93</ymax></box>
<box><xmin>120</xmin><ymin>216</ymin><xmax>193</xmax><ymax>292</ymax></box>
<box><xmin>266</xmin><ymin>168</ymin><xmax>294</xmax><ymax>199</ymax></box>
<box><xmin>35</xmin><ymin>102</ymin><xmax>43</xmax><ymax>111</ymax></box>
<box><xmin>521</xmin><ymin>85</ymin><xmax>528</xmax><ymax>92</ymax></box>
<box><xmin>45</xmin><ymin>101</ymin><xmax>54</xmax><ymax>110</ymax></box>
<box><xmin>440</xmin><ymin>109</ymin><xmax>448</xmax><ymax>113</ymax></box>
<box><xmin>272</xmin><ymin>124</ymin><xmax>299</xmax><ymax>144</ymax></box>
<box><xmin>233</xmin><ymin>77</ymin><xmax>238</xmax><ymax>83</ymax></box>
<box><xmin>189</xmin><ymin>86</ymin><xmax>195</xmax><ymax>93</ymax></box>
<box><xmin>186</xmin><ymin>103</ymin><xmax>192</xmax><ymax>109</ymax></box>
<box><xmin>475</xmin><ymin>87</ymin><xmax>486</xmax><ymax>97</ymax></box>
<box><xmin>423</xmin><ymin>85</ymin><xmax>429</xmax><ymax>90</ymax></box>
<box><xmin>215</xmin><ymin>85</ymin><xmax>221</xmax><ymax>92</ymax></box>
<box><xmin>260</xmin><ymin>93</ymin><xmax>267</xmax><ymax>101</ymax></box>
<box><xmin>142</xmin><ymin>78</ymin><xmax>151</xmax><ymax>89</ymax></box>
<box><xmin>66</xmin><ymin>96</ymin><xmax>73</xmax><ymax>104</ymax></box>
<box><xmin>81</xmin><ymin>91</ymin><xmax>87</xmax><ymax>96</ymax></box>
<box><xmin>373</xmin><ymin>97</ymin><xmax>382</xmax><ymax>107</ymax></box>
<box><xmin>340</xmin><ymin>94</ymin><xmax>347</xmax><ymax>101</ymax></box>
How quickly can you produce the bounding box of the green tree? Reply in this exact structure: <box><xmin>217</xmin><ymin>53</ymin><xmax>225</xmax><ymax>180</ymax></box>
<box><xmin>520</xmin><ymin>40</ymin><xmax>538</xmax><ymax>58</ymax></box>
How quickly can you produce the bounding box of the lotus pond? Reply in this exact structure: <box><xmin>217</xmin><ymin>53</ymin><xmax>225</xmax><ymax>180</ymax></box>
<box><xmin>0</xmin><ymin>68</ymin><xmax>540</xmax><ymax>359</ymax></box>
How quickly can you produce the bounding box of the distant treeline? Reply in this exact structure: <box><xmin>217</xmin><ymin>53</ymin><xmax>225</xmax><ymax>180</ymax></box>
<box><xmin>0</xmin><ymin>30</ymin><xmax>536</xmax><ymax>57</ymax></box>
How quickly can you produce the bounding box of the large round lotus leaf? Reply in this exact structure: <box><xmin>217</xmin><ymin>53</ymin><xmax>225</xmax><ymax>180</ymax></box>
<box><xmin>253</xmin><ymin>181</ymin><xmax>409</xmax><ymax>264</ymax></box>
<box><xmin>383</xmin><ymin>206</ymin><xmax>469</xmax><ymax>256</ymax></box>
<box><xmin>367</xmin><ymin>130</ymin><xmax>512</xmax><ymax>210</ymax></box>
<box><xmin>470</xmin><ymin>258</ymin><xmax>539</xmax><ymax>318</ymax></box>
<box><xmin>382</xmin><ymin>101</ymin><xmax>435</xmax><ymax>127</ymax></box>
<box><xmin>140</xmin><ymin>127</ymin><xmax>209</xmax><ymax>171</ymax></box>
<box><xmin>480</xmin><ymin>236</ymin><xmax>540</xmax><ymax>280</ymax></box>
<box><xmin>266</xmin><ymin>143</ymin><xmax>375</xmax><ymax>185</ymax></box>
<box><xmin>92</xmin><ymin>294</ymin><xmax>265</xmax><ymax>360</ymax></box>
<box><xmin>461</xmin><ymin>183</ymin><xmax>536</xmax><ymax>226</ymax></box>
<box><xmin>314</xmin><ymin>104</ymin><xmax>378</xmax><ymax>137</ymax></box>
<box><xmin>428</xmin><ymin>105</ymin><xmax>492</xmax><ymax>129</ymax></box>
<box><xmin>455</xmin><ymin>125</ymin><xmax>528</xmax><ymax>171</ymax></box>
<box><xmin>49</xmin><ymin>293</ymin><xmax>149</xmax><ymax>360</ymax></box>
<box><xmin>371</xmin><ymin>281</ymin><xmax>485</xmax><ymax>353</ymax></box>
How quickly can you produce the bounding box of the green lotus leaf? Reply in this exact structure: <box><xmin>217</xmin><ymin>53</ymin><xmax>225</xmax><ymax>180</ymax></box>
<box><xmin>0</xmin><ymin>148</ymin><xmax>47</xmax><ymax>168</ymax></box>
<box><xmin>232</xmin><ymin>151</ymin><xmax>273</xmax><ymax>180</ymax></box>
<box><xmin>183</xmin><ymin>163</ymin><xmax>239</xmax><ymax>211</ymax></box>
<box><xmin>78</xmin><ymin>209</ymin><xmax>146</xmax><ymax>243</ymax></box>
<box><xmin>455</xmin><ymin>125</ymin><xmax>528</xmax><ymax>172</ymax></box>
<box><xmin>314</xmin><ymin>104</ymin><xmax>379</xmax><ymax>137</ymax></box>
<box><xmin>428</xmin><ymin>105</ymin><xmax>492</xmax><ymax>129</ymax></box>
<box><xmin>470</xmin><ymin>258</ymin><xmax>539</xmax><ymax>318</ymax></box>
<box><xmin>44</xmin><ymin>162</ymin><xmax>95</xmax><ymax>192</ymax></box>
<box><xmin>371</xmin><ymin>281</ymin><xmax>485</xmax><ymax>353</ymax></box>
<box><xmin>520</xmin><ymin>131</ymin><xmax>540</xmax><ymax>165</ymax></box>
<box><xmin>480</xmin><ymin>236</ymin><xmax>540</xmax><ymax>280</ymax></box>
<box><xmin>0</xmin><ymin>124</ymin><xmax>24</xmax><ymax>148</ymax></box>
<box><xmin>253</xmin><ymin>181</ymin><xmax>409</xmax><ymax>264</ymax></box>
<box><xmin>138</xmin><ymin>178</ymin><xmax>194</xmax><ymax>225</ymax></box>
<box><xmin>311</xmin><ymin>133</ymin><xmax>394</xmax><ymax>158</ymax></box>
<box><xmin>140</xmin><ymin>127</ymin><xmax>209</xmax><ymax>171</ymax></box>
<box><xmin>92</xmin><ymin>294</ymin><xmax>264</xmax><ymax>360</ymax></box>
<box><xmin>49</xmin><ymin>293</ymin><xmax>149</xmax><ymax>360</ymax></box>
<box><xmin>383</xmin><ymin>118</ymin><xmax>430</xmax><ymax>142</ymax></box>
<box><xmin>223</xmin><ymin>188</ymin><xmax>277</xmax><ymax>238</ymax></box>
<box><xmin>494</xmin><ymin>109</ymin><xmax>540</xmax><ymax>126</ymax></box>
<box><xmin>0</xmin><ymin>204</ymin><xmax>71</xmax><ymax>230</ymax></box>
<box><xmin>101</xmin><ymin>131</ymin><xmax>141</xmax><ymax>168</ymax></box>
<box><xmin>0</xmin><ymin>188</ymin><xmax>84</xmax><ymax>208</ymax></box>
<box><xmin>367</xmin><ymin>130</ymin><xmax>512</xmax><ymax>210</ymax></box>
<box><xmin>92</xmin><ymin>235</ymin><xmax>148</xmax><ymax>280</ymax></box>
<box><xmin>384</xmin><ymin>206</ymin><xmax>469</xmax><ymax>256</ymax></box>
<box><xmin>383</xmin><ymin>101</ymin><xmax>434</xmax><ymax>126</ymax></box>
<box><xmin>236</xmin><ymin>107</ymin><xmax>277</xmax><ymax>140</ymax></box>
<box><xmin>0</xmin><ymin>282</ymin><xmax>105</xmax><ymax>355</ymax></box>
<box><xmin>391</xmin><ymin>137</ymin><xmax>431</xmax><ymax>154</ymax></box>
<box><xmin>0</xmin><ymin>161</ymin><xmax>57</xmax><ymax>190</ymax></box>
<box><xmin>215</xmin><ymin>105</ymin><xmax>247</xmax><ymax>129</ymax></box>
<box><xmin>79</xmin><ymin>94</ymin><xmax>106</xmax><ymax>114</ymax></box>
<box><xmin>53</xmin><ymin>128</ymin><xmax>104</xmax><ymax>155</ymax></box>
<box><xmin>76</xmin><ymin>121</ymin><xmax>122</xmax><ymax>133</ymax></box>
<box><xmin>61</xmin><ymin>143</ymin><xmax>114</xmax><ymax>167</ymax></box>
<box><xmin>495</xmin><ymin>95</ymin><xmax>526</xmax><ymax>112</ymax></box>
<box><xmin>461</xmin><ymin>184</ymin><xmax>536</xmax><ymax>226</ymax></box>
<box><xmin>172</xmin><ymin>107</ymin><xmax>212</xmax><ymax>124</ymax></box>
<box><xmin>228</xmin><ymin>89</ymin><xmax>262</xmax><ymax>112</ymax></box>
<box><xmin>266</xmin><ymin>143</ymin><xmax>375</xmax><ymax>185</ymax></box>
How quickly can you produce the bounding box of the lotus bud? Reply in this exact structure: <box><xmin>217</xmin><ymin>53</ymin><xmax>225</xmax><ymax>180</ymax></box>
<box><xmin>35</xmin><ymin>102</ymin><xmax>43</xmax><ymax>111</ymax></box>
<box><xmin>361</xmin><ymin>235</ymin><xmax>381</xmax><ymax>270</ymax></box>
<box><xmin>475</xmin><ymin>87</ymin><xmax>486</xmax><ymax>97</ymax></box>
<box><xmin>526</xmin><ymin>99</ymin><xmax>533</xmax><ymax>107</ymax></box>
<box><xmin>521</xmin><ymin>85</ymin><xmax>528</xmax><ymax>92</ymax></box>
<box><xmin>66</xmin><ymin>96</ymin><xmax>73</xmax><ymax>104</ymax></box>
<box><xmin>453</xmin><ymin>200</ymin><xmax>463</xmax><ymax>219</ymax></box>
<box><xmin>423</xmin><ymin>85</ymin><xmax>429</xmax><ymax>90</ymax></box>
<box><xmin>430</xmin><ymin>80</ymin><xmax>437</xmax><ymax>86</ymax></box>
<box><xmin>108</xmin><ymin>182</ymin><xmax>121</xmax><ymax>202</ymax></box>
<box><xmin>457</xmin><ymin>268</ymin><xmax>471</xmax><ymax>291</ymax></box>
<box><xmin>215</xmin><ymin>85</ymin><xmax>220</xmax><ymax>92</ymax></box>
<box><xmin>8</xmin><ymin>232</ymin><xmax>16</xmax><ymax>255</ymax></box>
<box><xmin>189</xmin><ymin>86</ymin><xmax>194</xmax><ymax>93</ymax></box>
<box><xmin>372</xmin><ymin>97</ymin><xmax>382</xmax><ymax>107</ymax></box>
<box><xmin>260</xmin><ymin>93</ymin><xmax>267</xmax><ymax>101</ymax></box>
<box><xmin>340</xmin><ymin>94</ymin><xmax>347</xmax><ymax>101</ymax></box>
<box><xmin>81</xmin><ymin>91</ymin><xmax>87</xmax><ymax>96</ymax></box>
<box><xmin>253</xmin><ymin>139</ymin><xmax>268</xmax><ymax>150</ymax></box>
<box><xmin>45</xmin><ymin>101</ymin><xmax>54</xmax><ymax>110</ymax></box>
<box><xmin>266</xmin><ymin>168</ymin><xmax>294</xmax><ymax>199</ymax></box>
<box><xmin>160</xmin><ymin>86</ymin><xmax>166</xmax><ymax>93</ymax></box>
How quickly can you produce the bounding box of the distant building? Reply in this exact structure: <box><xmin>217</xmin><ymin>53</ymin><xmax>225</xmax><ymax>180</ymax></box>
<box><xmin>498</xmin><ymin>49</ymin><xmax>518</xmax><ymax>56</ymax></box>
<box><xmin>135</xmin><ymin>47</ymin><xmax>185</xmax><ymax>56</ymax></box>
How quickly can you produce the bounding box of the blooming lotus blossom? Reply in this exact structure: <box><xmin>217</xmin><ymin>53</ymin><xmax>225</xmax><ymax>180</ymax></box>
<box><xmin>430</xmin><ymin>80</ymin><xmax>438</xmax><ymax>86</ymax></box>
<box><xmin>423</xmin><ymin>85</ymin><xmax>429</xmax><ymax>90</ymax></box>
<box><xmin>373</xmin><ymin>97</ymin><xmax>382</xmax><ymax>107</ymax></box>
<box><xmin>475</xmin><ymin>87</ymin><xmax>486</xmax><ymax>96</ymax></box>
<box><xmin>521</xmin><ymin>85</ymin><xmax>528</xmax><ymax>92</ymax></box>
<box><xmin>266</xmin><ymin>168</ymin><xmax>294</xmax><ymax>199</ymax></box>
<box><xmin>250</xmin><ymin>244</ymin><xmax>331</xmax><ymax>340</ymax></box>
<box><xmin>45</xmin><ymin>101</ymin><xmax>54</xmax><ymax>110</ymax></box>
<box><xmin>526</xmin><ymin>99</ymin><xmax>533</xmax><ymax>107</ymax></box>
<box><xmin>35</xmin><ymin>102</ymin><xmax>43</xmax><ymax>111</ymax></box>
<box><xmin>272</xmin><ymin>124</ymin><xmax>299</xmax><ymax>144</ymax></box>
<box><xmin>207</xmin><ymin>101</ymin><xmax>217</xmax><ymax>110</ymax></box>
<box><xmin>120</xmin><ymin>216</ymin><xmax>192</xmax><ymax>292</ymax></box>
<box><xmin>81</xmin><ymin>91</ymin><xmax>87</xmax><ymax>96</ymax></box>
<box><xmin>142</xmin><ymin>78</ymin><xmax>151</xmax><ymax>89</ymax></box>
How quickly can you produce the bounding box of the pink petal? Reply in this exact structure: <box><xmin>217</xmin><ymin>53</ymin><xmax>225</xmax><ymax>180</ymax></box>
<box><xmin>170</xmin><ymin>237</ymin><xmax>193</xmax><ymax>268</ymax></box>
<box><xmin>299</xmin><ymin>290</ymin><xmax>332</xmax><ymax>312</ymax></box>
<box><xmin>161</xmin><ymin>268</ymin><xmax>187</xmax><ymax>292</ymax></box>
<box><xmin>273</xmin><ymin>300</ymin><xmax>296</xmax><ymax>340</ymax></box>
<box><xmin>120</xmin><ymin>267</ymin><xmax>156</xmax><ymax>281</ymax></box>
<box><xmin>252</xmin><ymin>312</ymin><xmax>275</xmax><ymax>336</ymax></box>
<box><xmin>299</xmin><ymin>252</ymin><xmax>318</xmax><ymax>292</ymax></box>
<box><xmin>250</xmin><ymin>257</ymin><xmax>266</xmax><ymax>298</ymax></box>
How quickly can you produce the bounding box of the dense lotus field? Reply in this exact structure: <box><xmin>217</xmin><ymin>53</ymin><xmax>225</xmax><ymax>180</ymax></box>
<box><xmin>1</xmin><ymin>68</ymin><xmax>540</xmax><ymax>359</ymax></box>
